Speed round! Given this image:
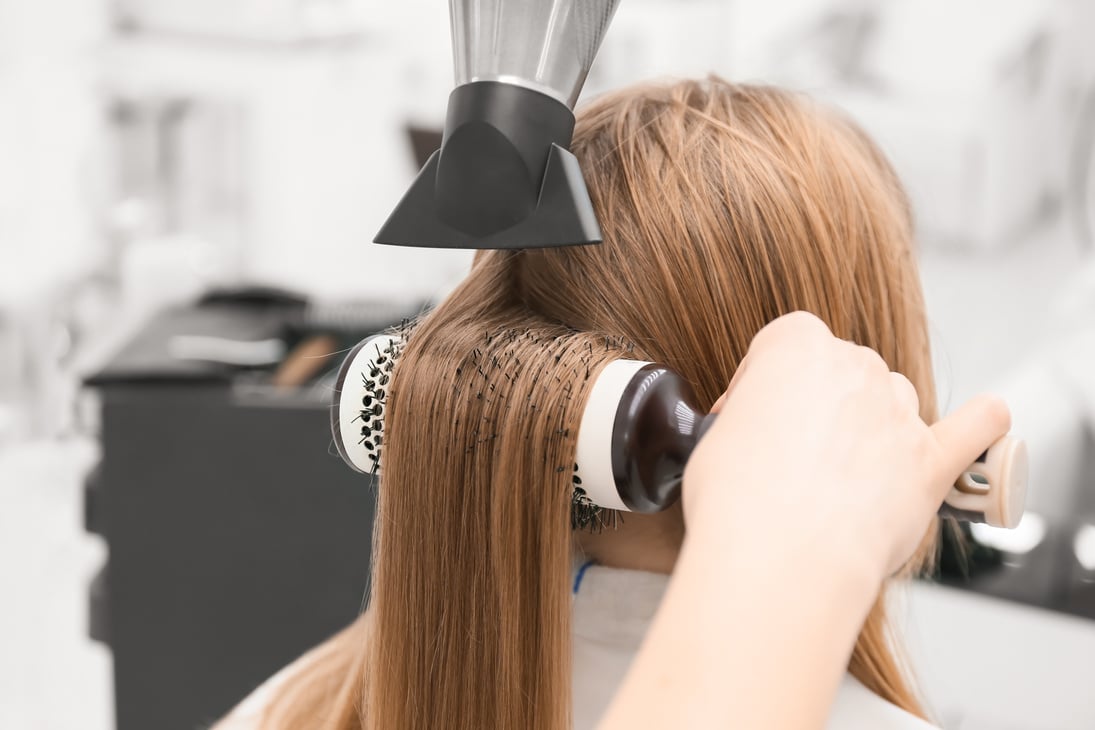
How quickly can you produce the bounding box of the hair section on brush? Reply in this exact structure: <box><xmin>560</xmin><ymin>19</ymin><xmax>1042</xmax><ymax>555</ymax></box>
<box><xmin>368</xmin><ymin>260</ymin><xmax>638</xmax><ymax>730</ymax></box>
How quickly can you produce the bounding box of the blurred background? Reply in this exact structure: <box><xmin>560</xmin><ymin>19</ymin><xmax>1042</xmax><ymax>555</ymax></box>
<box><xmin>2</xmin><ymin>0</ymin><xmax>1094</xmax><ymax>728</ymax></box>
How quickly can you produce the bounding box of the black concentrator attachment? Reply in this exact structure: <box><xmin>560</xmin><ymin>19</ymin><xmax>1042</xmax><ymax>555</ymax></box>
<box><xmin>375</xmin><ymin>0</ymin><xmax>621</xmax><ymax>250</ymax></box>
<box><xmin>375</xmin><ymin>82</ymin><xmax>600</xmax><ymax>249</ymax></box>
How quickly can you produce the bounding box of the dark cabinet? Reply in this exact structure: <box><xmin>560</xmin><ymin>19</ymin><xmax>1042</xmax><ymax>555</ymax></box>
<box><xmin>85</xmin><ymin>299</ymin><xmax>383</xmax><ymax>730</ymax></box>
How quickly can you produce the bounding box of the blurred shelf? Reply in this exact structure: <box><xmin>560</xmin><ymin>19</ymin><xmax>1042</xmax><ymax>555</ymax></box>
<box><xmin>112</xmin><ymin>0</ymin><xmax>382</xmax><ymax>47</ymax></box>
<box><xmin>100</xmin><ymin>31</ymin><xmax>388</xmax><ymax>98</ymax></box>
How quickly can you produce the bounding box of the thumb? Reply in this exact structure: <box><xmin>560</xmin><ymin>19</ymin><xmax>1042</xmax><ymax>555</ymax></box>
<box><xmin>929</xmin><ymin>394</ymin><xmax>1012</xmax><ymax>493</ymax></box>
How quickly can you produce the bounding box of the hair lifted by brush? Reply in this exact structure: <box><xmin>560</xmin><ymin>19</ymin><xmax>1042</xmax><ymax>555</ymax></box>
<box><xmin>256</xmin><ymin>76</ymin><xmax>939</xmax><ymax>730</ymax></box>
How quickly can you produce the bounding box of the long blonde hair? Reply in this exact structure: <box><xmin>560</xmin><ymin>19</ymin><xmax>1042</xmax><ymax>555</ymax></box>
<box><xmin>262</xmin><ymin>78</ymin><xmax>938</xmax><ymax>728</ymax></box>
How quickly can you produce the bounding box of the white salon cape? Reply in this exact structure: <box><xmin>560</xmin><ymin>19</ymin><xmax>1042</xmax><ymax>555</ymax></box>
<box><xmin>570</xmin><ymin>563</ymin><xmax>937</xmax><ymax>730</ymax></box>
<box><xmin>221</xmin><ymin>563</ymin><xmax>937</xmax><ymax>729</ymax></box>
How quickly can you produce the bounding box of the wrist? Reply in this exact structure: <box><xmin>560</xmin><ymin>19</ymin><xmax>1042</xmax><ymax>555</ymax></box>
<box><xmin>682</xmin><ymin>465</ymin><xmax>886</xmax><ymax>605</ymax></box>
<box><xmin>633</xmin><ymin>516</ymin><xmax>882</xmax><ymax>728</ymax></box>
<box><xmin>682</xmin><ymin>513</ymin><xmax>882</xmax><ymax>621</ymax></box>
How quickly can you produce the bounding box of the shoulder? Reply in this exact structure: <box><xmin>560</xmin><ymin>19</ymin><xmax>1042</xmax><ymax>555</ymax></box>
<box><xmin>210</xmin><ymin>646</ymin><xmax>326</xmax><ymax>730</ymax></box>
<box><xmin>828</xmin><ymin>675</ymin><xmax>939</xmax><ymax>729</ymax></box>
<box><xmin>210</xmin><ymin>613</ymin><xmax>374</xmax><ymax>730</ymax></box>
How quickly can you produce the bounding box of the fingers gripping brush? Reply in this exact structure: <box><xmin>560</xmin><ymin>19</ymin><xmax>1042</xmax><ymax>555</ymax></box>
<box><xmin>332</xmin><ymin>342</ymin><xmax>1029</xmax><ymax>530</ymax></box>
<box><xmin>574</xmin><ymin>360</ymin><xmax>1029</xmax><ymax>529</ymax></box>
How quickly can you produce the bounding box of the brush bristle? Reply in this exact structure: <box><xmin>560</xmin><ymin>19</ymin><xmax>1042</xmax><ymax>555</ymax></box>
<box><xmin>355</xmin><ymin>323</ymin><xmax>631</xmax><ymax>533</ymax></box>
<box><xmin>355</xmin><ymin>334</ymin><xmax>407</xmax><ymax>476</ymax></box>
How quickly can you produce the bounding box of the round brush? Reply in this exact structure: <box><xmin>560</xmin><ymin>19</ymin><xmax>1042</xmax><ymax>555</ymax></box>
<box><xmin>574</xmin><ymin>359</ymin><xmax>1028</xmax><ymax>529</ymax></box>
<box><xmin>332</xmin><ymin>337</ymin><xmax>1028</xmax><ymax>529</ymax></box>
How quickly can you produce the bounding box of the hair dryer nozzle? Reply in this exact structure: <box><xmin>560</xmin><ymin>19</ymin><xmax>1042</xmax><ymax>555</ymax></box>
<box><xmin>375</xmin><ymin>82</ymin><xmax>601</xmax><ymax>249</ymax></box>
<box><xmin>375</xmin><ymin>0</ymin><xmax>620</xmax><ymax>250</ymax></box>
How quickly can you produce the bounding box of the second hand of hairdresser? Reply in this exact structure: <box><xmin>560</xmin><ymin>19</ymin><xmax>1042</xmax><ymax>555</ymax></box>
<box><xmin>598</xmin><ymin>311</ymin><xmax>1012</xmax><ymax>730</ymax></box>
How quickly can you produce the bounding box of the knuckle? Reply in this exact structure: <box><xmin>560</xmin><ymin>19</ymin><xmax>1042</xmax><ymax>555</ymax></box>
<box><xmin>891</xmin><ymin>373</ymin><xmax>920</xmax><ymax>413</ymax></box>
<box><xmin>754</xmin><ymin>311</ymin><xmax>829</xmax><ymax>351</ymax></box>
<box><xmin>855</xmin><ymin>345</ymin><xmax>886</xmax><ymax>373</ymax></box>
<box><xmin>783</xmin><ymin>311</ymin><xmax>829</xmax><ymax>336</ymax></box>
<box><xmin>893</xmin><ymin>371</ymin><xmax>918</xmax><ymax>395</ymax></box>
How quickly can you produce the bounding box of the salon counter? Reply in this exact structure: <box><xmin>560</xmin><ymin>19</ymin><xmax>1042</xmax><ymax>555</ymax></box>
<box><xmin>904</xmin><ymin>581</ymin><xmax>1095</xmax><ymax>729</ymax></box>
<box><xmin>81</xmin><ymin>297</ymin><xmax>393</xmax><ymax>730</ymax></box>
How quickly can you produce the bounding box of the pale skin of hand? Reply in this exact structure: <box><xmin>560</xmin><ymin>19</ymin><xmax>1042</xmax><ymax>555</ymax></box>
<box><xmin>596</xmin><ymin>311</ymin><xmax>1012</xmax><ymax>730</ymax></box>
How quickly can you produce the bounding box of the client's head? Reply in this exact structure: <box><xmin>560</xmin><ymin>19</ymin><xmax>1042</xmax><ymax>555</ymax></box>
<box><xmin>272</xmin><ymin>78</ymin><xmax>938</xmax><ymax>730</ymax></box>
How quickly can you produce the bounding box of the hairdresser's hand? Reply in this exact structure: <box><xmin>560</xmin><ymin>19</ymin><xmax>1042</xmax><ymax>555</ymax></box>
<box><xmin>684</xmin><ymin>311</ymin><xmax>1011</xmax><ymax>583</ymax></box>
<box><xmin>602</xmin><ymin>312</ymin><xmax>1008</xmax><ymax>730</ymax></box>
